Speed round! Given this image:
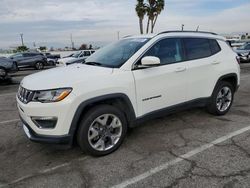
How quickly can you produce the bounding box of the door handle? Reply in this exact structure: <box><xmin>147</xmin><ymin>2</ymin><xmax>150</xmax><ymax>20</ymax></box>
<box><xmin>175</xmin><ymin>67</ymin><xmax>186</xmax><ymax>72</ymax></box>
<box><xmin>212</xmin><ymin>61</ymin><xmax>220</xmax><ymax>65</ymax></box>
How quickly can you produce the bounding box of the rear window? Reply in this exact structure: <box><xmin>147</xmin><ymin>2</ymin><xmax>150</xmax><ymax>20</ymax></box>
<box><xmin>209</xmin><ymin>39</ymin><xmax>221</xmax><ymax>55</ymax></box>
<box><xmin>184</xmin><ymin>38</ymin><xmax>211</xmax><ymax>60</ymax></box>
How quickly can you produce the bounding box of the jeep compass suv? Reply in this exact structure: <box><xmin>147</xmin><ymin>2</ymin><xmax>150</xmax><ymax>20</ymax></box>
<box><xmin>17</xmin><ymin>31</ymin><xmax>240</xmax><ymax>156</ymax></box>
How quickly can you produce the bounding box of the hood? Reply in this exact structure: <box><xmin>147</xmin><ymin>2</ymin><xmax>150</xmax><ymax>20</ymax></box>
<box><xmin>21</xmin><ymin>64</ymin><xmax>113</xmax><ymax>90</ymax></box>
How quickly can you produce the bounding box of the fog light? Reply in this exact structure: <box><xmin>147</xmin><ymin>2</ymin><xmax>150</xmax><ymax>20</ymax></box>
<box><xmin>31</xmin><ymin>117</ymin><xmax>57</xmax><ymax>129</ymax></box>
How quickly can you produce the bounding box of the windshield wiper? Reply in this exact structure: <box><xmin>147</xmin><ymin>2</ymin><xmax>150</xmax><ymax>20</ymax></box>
<box><xmin>84</xmin><ymin>62</ymin><xmax>103</xmax><ymax>66</ymax></box>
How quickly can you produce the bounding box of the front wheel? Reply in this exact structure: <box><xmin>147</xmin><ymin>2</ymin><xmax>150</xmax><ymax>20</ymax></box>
<box><xmin>77</xmin><ymin>105</ymin><xmax>127</xmax><ymax>156</ymax></box>
<box><xmin>0</xmin><ymin>68</ymin><xmax>7</xmax><ymax>79</ymax></box>
<box><xmin>35</xmin><ymin>62</ymin><xmax>44</xmax><ymax>70</ymax></box>
<box><xmin>207</xmin><ymin>81</ymin><xmax>234</xmax><ymax>116</ymax></box>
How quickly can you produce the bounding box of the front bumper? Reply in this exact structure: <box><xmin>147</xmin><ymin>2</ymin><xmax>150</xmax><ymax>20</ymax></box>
<box><xmin>21</xmin><ymin>116</ymin><xmax>71</xmax><ymax>144</ymax></box>
<box><xmin>16</xmin><ymin>92</ymin><xmax>78</xmax><ymax>144</ymax></box>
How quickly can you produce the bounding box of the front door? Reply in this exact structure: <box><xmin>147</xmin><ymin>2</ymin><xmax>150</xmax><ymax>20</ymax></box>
<box><xmin>133</xmin><ymin>38</ymin><xmax>188</xmax><ymax>117</ymax></box>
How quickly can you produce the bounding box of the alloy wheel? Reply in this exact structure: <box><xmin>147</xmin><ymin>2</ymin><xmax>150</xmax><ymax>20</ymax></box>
<box><xmin>88</xmin><ymin>114</ymin><xmax>122</xmax><ymax>151</ymax></box>
<box><xmin>216</xmin><ymin>86</ymin><xmax>232</xmax><ymax>112</ymax></box>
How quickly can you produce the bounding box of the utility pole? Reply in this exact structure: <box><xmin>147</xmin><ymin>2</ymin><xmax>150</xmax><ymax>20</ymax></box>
<box><xmin>181</xmin><ymin>24</ymin><xmax>184</xmax><ymax>31</ymax></box>
<box><xmin>196</xmin><ymin>25</ymin><xmax>199</xmax><ymax>31</ymax></box>
<box><xmin>20</xmin><ymin>33</ymin><xmax>24</xmax><ymax>46</ymax></box>
<box><xmin>117</xmin><ymin>31</ymin><xmax>120</xmax><ymax>40</ymax></box>
<box><xmin>70</xmin><ymin>34</ymin><xmax>75</xmax><ymax>49</ymax></box>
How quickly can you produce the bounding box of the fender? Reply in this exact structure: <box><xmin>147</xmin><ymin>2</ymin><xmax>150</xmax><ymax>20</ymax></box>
<box><xmin>68</xmin><ymin>93</ymin><xmax>136</xmax><ymax>138</ymax></box>
<box><xmin>214</xmin><ymin>73</ymin><xmax>239</xmax><ymax>92</ymax></box>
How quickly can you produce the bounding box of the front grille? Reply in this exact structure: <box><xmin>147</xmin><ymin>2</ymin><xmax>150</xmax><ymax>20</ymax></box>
<box><xmin>18</xmin><ymin>87</ymin><xmax>34</xmax><ymax>104</ymax></box>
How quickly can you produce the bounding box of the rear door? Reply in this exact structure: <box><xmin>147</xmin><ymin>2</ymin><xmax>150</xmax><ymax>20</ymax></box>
<box><xmin>14</xmin><ymin>53</ymin><xmax>26</xmax><ymax>67</ymax></box>
<box><xmin>133</xmin><ymin>38</ymin><xmax>188</xmax><ymax>117</ymax></box>
<box><xmin>183</xmin><ymin>38</ymin><xmax>222</xmax><ymax>100</ymax></box>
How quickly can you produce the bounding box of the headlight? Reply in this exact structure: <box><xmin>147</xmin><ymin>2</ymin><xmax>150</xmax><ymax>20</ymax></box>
<box><xmin>32</xmin><ymin>88</ymin><xmax>72</xmax><ymax>103</ymax></box>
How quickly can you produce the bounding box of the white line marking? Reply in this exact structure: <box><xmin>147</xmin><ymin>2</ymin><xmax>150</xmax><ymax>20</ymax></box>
<box><xmin>112</xmin><ymin>125</ymin><xmax>250</xmax><ymax>188</ymax></box>
<box><xmin>0</xmin><ymin>92</ymin><xmax>16</xmax><ymax>97</ymax></box>
<box><xmin>0</xmin><ymin>119</ymin><xmax>19</xmax><ymax>125</ymax></box>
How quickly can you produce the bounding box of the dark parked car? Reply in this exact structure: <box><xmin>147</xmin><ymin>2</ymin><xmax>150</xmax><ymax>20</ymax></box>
<box><xmin>44</xmin><ymin>52</ymin><xmax>60</xmax><ymax>59</ymax></box>
<box><xmin>234</xmin><ymin>42</ymin><xmax>250</xmax><ymax>63</ymax></box>
<box><xmin>9</xmin><ymin>52</ymin><xmax>47</xmax><ymax>70</ymax></box>
<box><xmin>44</xmin><ymin>53</ymin><xmax>60</xmax><ymax>66</ymax></box>
<box><xmin>0</xmin><ymin>57</ymin><xmax>18</xmax><ymax>80</ymax></box>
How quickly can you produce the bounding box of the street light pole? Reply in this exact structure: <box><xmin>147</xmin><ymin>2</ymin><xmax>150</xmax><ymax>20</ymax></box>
<box><xmin>181</xmin><ymin>24</ymin><xmax>184</xmax><ymax>31</ymax></box>
<box><xmin>117</xmin><ymin>31</ymin><xmax>120</xmax><ymax>40</ymax></box>
<box><xmin>70</xmin><ymin>33</ymin><xmax>75</xmax><ymax>49</ymax></box>
<box><xmin>20</xmin><ymin>33</ymin><xmax>24</xmax><ymax>46</ymax></box>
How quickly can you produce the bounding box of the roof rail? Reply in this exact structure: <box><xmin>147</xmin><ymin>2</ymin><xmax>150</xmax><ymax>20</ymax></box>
<box><xmin>158</xmin><ymin>30</ymin><xmax>218</xmax><ymax>35</ymax></box>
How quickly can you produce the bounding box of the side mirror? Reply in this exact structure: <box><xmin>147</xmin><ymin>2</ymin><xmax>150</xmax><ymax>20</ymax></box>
<box><xmin>141</xmin><ymin>56</ymin><xmax>160</xmax><ymax>66</ymax></box>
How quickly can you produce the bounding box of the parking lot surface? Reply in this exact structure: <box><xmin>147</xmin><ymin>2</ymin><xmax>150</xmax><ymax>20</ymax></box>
<box><xmin>1</xmin><ymin>64</ymin><xmax>250</xmax><ymax>188</ymax></box>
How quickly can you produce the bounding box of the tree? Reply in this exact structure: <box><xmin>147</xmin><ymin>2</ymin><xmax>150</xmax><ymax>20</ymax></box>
<box><xmin>151</xmin><ymin>0</ymin><xmax>164</xmax><ymax>33</ymax></box>
<box><xmin>136</xmin><ymin>0</ymin><xmax>146</xmax><ymax>34</ymax></box>
<box><xmin>39</xmin><ymin>46</ymin><xmax>47</xmax><ymax>52</ymax></box>
<box><xmin>79</xmin><ymin>44</ymin><xmax>87</xmax><ymax>50</ymax></box>
<box><xmin>16</xmin><ymin>45</ymin><xmax>29</xmax><ymax>52</ymax></box>
<box><xmin>89</xmin><ymin>44</ymin><xmax>93</xmax><ymax>50</ymax></box>
<box><xmin>145</xmin><ymin>0</ymin><xmax>165</xmax><ymax>34</ymax></box>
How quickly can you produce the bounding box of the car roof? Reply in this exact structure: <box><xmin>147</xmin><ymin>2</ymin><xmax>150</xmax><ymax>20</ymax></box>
<box><xmin>125</xmin><ymin>31</ymin><xmax>225</xmax><ymax>41</ymax></box>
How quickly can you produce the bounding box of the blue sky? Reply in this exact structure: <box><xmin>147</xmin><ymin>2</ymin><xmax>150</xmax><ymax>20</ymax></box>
<box><xmin>0</xmin><ymin>0</ymin><xmax>249</xmax><ymax>49</ymax></box>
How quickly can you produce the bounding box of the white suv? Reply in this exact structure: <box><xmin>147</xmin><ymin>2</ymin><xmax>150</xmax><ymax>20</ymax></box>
<box><xmin>17</xmin><ymin>31</ymin><xmax>240</xmax><ymax>156</ymax></box>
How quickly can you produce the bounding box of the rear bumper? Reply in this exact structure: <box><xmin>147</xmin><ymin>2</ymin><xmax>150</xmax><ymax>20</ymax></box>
<box><xmin>20</xmin><ymin>116</ymin><xmax>72</xmax><ymax>144</ymax></box>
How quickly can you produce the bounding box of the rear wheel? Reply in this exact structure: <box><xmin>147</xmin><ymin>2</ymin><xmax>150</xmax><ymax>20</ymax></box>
<box><xmin>35</xmin><ymin>62</ymin><xmax>44</xmax><ymax>70</ymax></box>
<box><xmin>77</xmin><ymin>105</ymin><xmax>127</xmax><ymax>156</ymax></box>
<box><xmin>207</xmin><ymin>81</ymin><xmax>234</xmax><ymax>115</ymax></box>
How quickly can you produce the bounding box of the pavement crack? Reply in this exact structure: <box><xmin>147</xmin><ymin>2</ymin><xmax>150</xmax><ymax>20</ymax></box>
<box><xmin>231</xmin><ymin>138</ymin><xmax>250</xmax><ymax>158</ymax></box>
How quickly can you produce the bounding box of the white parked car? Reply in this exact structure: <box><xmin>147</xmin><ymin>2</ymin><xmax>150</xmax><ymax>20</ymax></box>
<box><xmin>17</xmin><ymin>31</ymin><xmax>240</xmax><ymax>156</ymax></box>
<box><xmin>56</xmin><ymin>50</ymin><xmax>95</xmax><ymax>67</ymax></box>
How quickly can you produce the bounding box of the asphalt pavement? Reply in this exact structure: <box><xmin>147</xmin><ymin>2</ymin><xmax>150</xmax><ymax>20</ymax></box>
<box><xmin>0</xmin><ymin>64</ymin><xmax>250</xmax><ymax>188</ymax></box>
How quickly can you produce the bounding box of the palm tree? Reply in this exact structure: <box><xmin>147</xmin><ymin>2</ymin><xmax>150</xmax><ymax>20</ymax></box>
<box><xmin>145</xmin><ymin>0</ymin><xmax>155</xmax><ymax>34</ymax></box>
<box><xmin>152</xmin><ymin>0</ymin><xmax>164</xmax><ymax>33</ymax></box>
<box><xmin>145</xmin><ymin>0</ymin><xmax>165</xmax><ymax>33</ymax></box>
<box><xmin>135</xmin><ymin>0</ymin><xmax>146</xmax><ymax>34</ymax></box>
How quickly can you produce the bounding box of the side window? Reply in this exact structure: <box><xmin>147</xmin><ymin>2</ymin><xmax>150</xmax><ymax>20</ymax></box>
<box><xmin>84</xmin><ymin>51</ymin><xmax>91</xmax><ymax>56</ymax></box>
<box><xmin>23</xmin><ymin>53</ymin><xmax>31</xmax><ymax>57</ymax></box>
<box><xmin>143</xmin><ymin>38</ymin><xmax>184</xmax><ymax>65</ymax></box>
<box><xmin>184</xmin><ymin>38</ymin><xmax>211</xmax><ymax>60</ymax></box>
<box><xmin>209</xmin><ymin>39</ymin><xmax>221</xmax><ymax>55</ymax></box>
<box><xmin>12</xmin><ymin>53</ymin><xmax>23</xmax><ymax>58</ymax></box>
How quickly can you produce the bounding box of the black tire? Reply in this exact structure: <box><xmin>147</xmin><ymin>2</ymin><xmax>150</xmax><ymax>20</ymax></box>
<box><xmin>77</xmin><ymin>105</ymin><xmax>128</xmax><ymax>156</ymax></box>
<box><xmin>207</xmin><ymin>81</ymin><xmax>234</xmax><ymax>116</ymax></box>
<box><xmin>0</xmin><ymin>68</ymin><xmax>7</xmax><ymax>79</ymax></box>
<box><xmin>35</xmin><ymin>62</ymin><xmax>44</xmax><ymax>70</ymax></box>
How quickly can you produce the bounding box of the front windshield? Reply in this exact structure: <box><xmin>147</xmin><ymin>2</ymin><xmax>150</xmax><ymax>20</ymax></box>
<box><xmin>72</xmin><ymin>51</ymin><xmax>82</xmax><ymax>58</ymax></box>
<box><xmin>85</xmin><ymin>38</ymin><xmax>150</xmax><ymax>68</ymax></box>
